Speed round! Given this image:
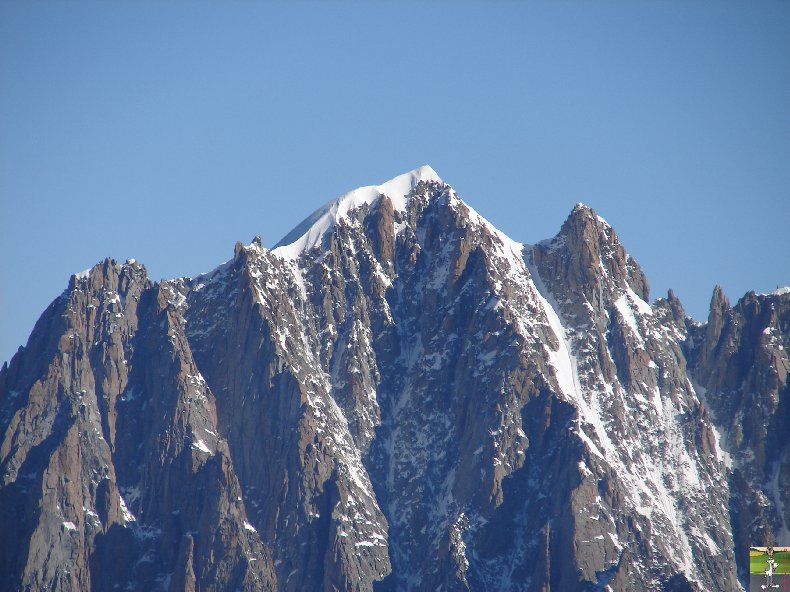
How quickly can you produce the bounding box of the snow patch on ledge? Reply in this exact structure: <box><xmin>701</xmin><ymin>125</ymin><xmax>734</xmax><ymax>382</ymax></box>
<box><xmin>243</xmin><ymin>521</ymin><xmax>257</xmax><ymax>533</ymax></box>
<box><xmin>192</xmin><ymin>438</ymin><xmax>212</xmax><ymax>455</ymax></box>
<box><xmin>627</xmin><ymin>286</ymin><xmax>653</xmax><ymax>316</ymax></box>
<box><xmin>615</xmin><ymin>294</ymin><xmax>643</xmax><ymax>345</ymax></box>
<box><xmin>273</xmin><ymin>165</ymin><xmax>443</xmax><ymax>259</ymax></box>
<box><xmin>119</xmin><ymin>494</ymin><xmax>137</xmax><ymax>523</ymax></box>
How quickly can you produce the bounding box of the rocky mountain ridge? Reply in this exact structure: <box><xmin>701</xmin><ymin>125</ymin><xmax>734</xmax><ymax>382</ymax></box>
<box><xmin>1</xmin><ymin>166</ymin><xmax>787</xmax><ymax>591</ymax></box>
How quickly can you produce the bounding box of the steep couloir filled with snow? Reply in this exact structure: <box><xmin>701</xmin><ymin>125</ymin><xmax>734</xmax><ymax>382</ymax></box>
<box><xmin>1</xmin><ymin>166</ymin><xmax>787</xmax><ymax>592</ymax></box>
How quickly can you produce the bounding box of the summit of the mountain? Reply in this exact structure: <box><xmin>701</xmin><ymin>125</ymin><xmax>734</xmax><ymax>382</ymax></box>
<box><xmin>273</xmin><ymin>165</ymin><xmax>443</xmax><ymax>258</ymax></box>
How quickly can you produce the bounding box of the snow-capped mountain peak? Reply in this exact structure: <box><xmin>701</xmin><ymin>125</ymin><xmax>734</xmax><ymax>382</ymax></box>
<box><xmin>273</xmin><ymin>165</ymin><xmax>443</xmax><ymax>259</ymax></box>
<box><xmin>3</xmin><ymin>166</ymin><xmax>787</xmax><ymax>592</ymax></box>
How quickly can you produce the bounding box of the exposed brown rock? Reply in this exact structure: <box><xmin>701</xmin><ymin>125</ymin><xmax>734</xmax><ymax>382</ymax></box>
<box><xmin>2</xmin><ymin>175</ymin><xmax>780</xmax><ymax>592</ymax></box>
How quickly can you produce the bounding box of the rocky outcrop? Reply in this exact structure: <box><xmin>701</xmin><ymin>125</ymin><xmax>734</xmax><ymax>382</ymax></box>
<box><xmin>529</xmin><ymin>204</ymin><xmax>737</xmax><ymax>591</ymax></box>
<box><xmin>0</xmin><ymin>259</ymin><xmax>276</xmax><ymax>592</ymax></box>
<box><xmin>687</xmin><ymin>286</ymin><xmax>790</xmax><ymax>583</ymax></box>
<box><xmin>0</xmin><ymin>166</ymin><xmax>784</xmax><ymax>591</ymax></box>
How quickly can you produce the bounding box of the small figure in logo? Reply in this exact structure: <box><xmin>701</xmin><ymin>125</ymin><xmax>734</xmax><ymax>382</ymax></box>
<box><xmin>762</xmin><ymin>546</ymin><xmax>780</xmax><ymax>590</ymax></box>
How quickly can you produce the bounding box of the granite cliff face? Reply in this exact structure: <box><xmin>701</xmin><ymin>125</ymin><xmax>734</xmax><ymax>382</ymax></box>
<box><xmin>686</xmin><ymin>285</ymin><xmax>790</xmax><ymax>584</ymax></box>
<box><xmin>1</xmin><ymin>166</ymin><xmax>787</xmax><ymax>591</ymax></box>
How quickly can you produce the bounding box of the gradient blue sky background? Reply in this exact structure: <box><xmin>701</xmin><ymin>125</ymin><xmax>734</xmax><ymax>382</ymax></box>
<box><xmin>2</xmin><ymin>1</ymin><xmax>789</xmax><ymax>364</ymax></box>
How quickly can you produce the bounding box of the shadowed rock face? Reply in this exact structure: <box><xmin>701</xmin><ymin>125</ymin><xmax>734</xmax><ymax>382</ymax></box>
<box><xmin>0</xmin><ymin>259</ymin><xmax>277</xmax><ymax>592</ymax></box>
<box><xmin>0</xmin><ymin>168</ymin><xmax>785</xmax><ymax>591</ymax></box>
<box><xmin>686</xmin><ymin>287</ymin><xmax>790</xmax><ymax>584</ymax></box>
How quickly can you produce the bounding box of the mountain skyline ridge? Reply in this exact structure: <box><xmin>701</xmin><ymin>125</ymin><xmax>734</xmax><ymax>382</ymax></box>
<box><xmin>3</xmin><ymin>161</ymin><xmax>787</xmax><ymax>368</ymax></box>
<box><xmin>46</xmin><ymin>165</ymin><xmax>788</xmax><ymax>329</ymax></box>
<box><xmin>4</xmin><ymin>1</ymin><xmax>788</xmax><ymax>398</ymax></box>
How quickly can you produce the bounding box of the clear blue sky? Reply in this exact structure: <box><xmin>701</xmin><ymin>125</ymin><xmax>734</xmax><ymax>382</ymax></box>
<box><xmin>2</xmin><ymin>1</ymin><xmax>789</xmax><ymax>365</ymax></box>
